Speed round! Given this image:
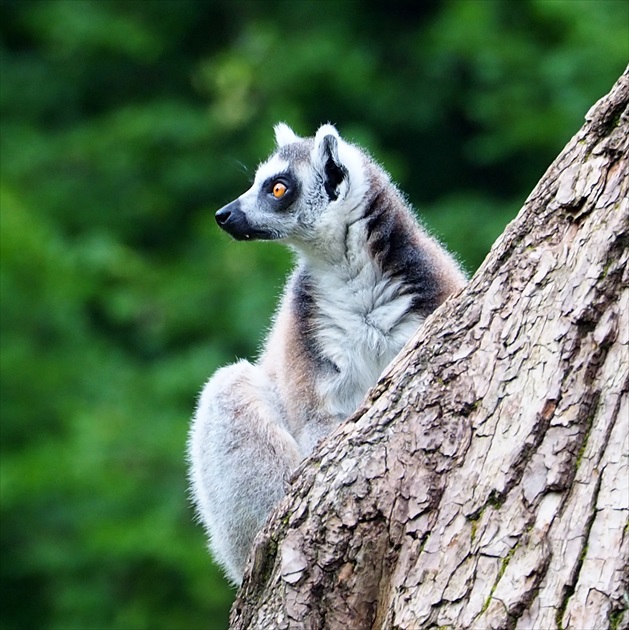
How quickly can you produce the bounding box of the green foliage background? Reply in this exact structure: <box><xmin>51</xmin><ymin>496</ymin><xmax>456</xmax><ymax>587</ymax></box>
<box><xmin>1</xmin><ymin>1</ymin><xmax>626</xmax><ymax>628</ymax></box>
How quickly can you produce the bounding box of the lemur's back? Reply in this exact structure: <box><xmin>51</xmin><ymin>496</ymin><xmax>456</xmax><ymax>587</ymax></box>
<box><xmin>189</xmin><ymin>124</ymin><xmax>466</xmax><ymax>584</ymax></box>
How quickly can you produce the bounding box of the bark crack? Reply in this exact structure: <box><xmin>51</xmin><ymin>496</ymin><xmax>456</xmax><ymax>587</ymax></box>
<box><xmin>475</xmin><ymin>545</ymin><xmax>519</xmax><ymax>621</ymax></box>
<box><xmin>555</xmin><ymin>465</ymin><xmax>604</xmax><ymax>630</ymax></box>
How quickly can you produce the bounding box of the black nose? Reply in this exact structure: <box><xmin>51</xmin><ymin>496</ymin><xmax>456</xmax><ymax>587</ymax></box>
<box><xmin>215</xmin><ymin>206</ymin><xmax>232</xmax><ymax>226</ymax></box>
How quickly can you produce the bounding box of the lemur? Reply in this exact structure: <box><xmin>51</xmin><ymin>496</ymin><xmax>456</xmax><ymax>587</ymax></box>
<box><xmin>188</xmin><ymin>123</ymin><xmax>466</xmax><ymax>584</ymax></box>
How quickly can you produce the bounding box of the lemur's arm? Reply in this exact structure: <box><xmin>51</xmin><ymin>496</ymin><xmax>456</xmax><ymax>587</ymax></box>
<box><xmin>188</xmin><ymin>360</ymin><xmax>302</xmax><ymax>584</ymax></box>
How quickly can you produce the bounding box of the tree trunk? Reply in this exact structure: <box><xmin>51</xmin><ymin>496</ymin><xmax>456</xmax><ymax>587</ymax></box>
<box><xmin>229</xmin><ymin>67</ymin><xmax>629</xmax><ymax>630</ymax></box>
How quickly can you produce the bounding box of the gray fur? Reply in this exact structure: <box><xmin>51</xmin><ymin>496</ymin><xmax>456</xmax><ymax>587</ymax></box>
<box><xmin>188</xmin><ymin>123</ymin><xmax>466</xmax><ymax>583</ymax></box>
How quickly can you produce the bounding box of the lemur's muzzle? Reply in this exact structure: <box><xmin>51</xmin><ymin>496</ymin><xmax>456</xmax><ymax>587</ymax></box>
<box><xmin>215</xmin><ymin>200</ymin><xmax>277</xmax><ymax>241</ymax></box>
<box><xmin>215</xmin><ymin>200</ymin><xmax>253</xmax><ymax>240</ymax></box>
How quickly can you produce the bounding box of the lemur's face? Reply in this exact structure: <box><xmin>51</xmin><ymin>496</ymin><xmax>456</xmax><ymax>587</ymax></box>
<box><xmin>215</xmin><ymin>124</ymin><xmax>366</xmax><ymax>246</ymax></box>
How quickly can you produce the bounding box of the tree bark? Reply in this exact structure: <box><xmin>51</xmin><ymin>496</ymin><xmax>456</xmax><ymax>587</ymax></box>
<box><xmin>229</xmin><ymin>67</ymin><xmax>629</xmax><ymax>630</ymax></box>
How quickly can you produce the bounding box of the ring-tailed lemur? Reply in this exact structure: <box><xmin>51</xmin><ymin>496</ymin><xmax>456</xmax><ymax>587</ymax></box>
<box><xmin>188</xmin><ymin>123</ymin><xmax>466</xmax><ymax>584</ymax></box>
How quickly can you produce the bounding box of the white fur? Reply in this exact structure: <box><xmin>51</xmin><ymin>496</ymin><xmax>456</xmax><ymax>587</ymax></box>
<box><xmin>306</xmin><ymin>226</ymin><xmax>423</xmax><ymax>421</ymax></box>
<box><xmin>336</xmin><ymin>138</ymin><xmax>370</xmax><ymax>210</ymax></box>
<box><xmin>314</xmin><ymin>123</ymin><xmax>339</xmax><ymax>143</ymax></box>
<box><xmin>253</xmin><ymin>154</ymin><xmax>289</xmax><ymax>188</ymax></box>
<box><xmin>274</xmin><ymin>122</ymin><xmax>300</xmax><ymax>147</ymax></box>
<box><xmin>189</xmin><ymin>360</ymin><xmax>301</xmax><ymax>584</ymax></box>
<box><xmin>312</xmin><ymin>123</ymin><xmax>340</xmax><ymax>171</ymax></box>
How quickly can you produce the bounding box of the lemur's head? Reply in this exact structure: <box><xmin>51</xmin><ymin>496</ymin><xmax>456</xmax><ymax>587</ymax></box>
<box><xmin>215</xmin><ymin>124</ymin><xmax>370</xmax><ymax>252</ymax></box>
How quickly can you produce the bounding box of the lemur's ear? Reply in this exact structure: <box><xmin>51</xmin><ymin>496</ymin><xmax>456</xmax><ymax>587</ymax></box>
<box><xmin>274</xmin><ymin>123</ymin><xmax>300</xmax><ymax>148</ymax></box>
<box><xmin>314</xmin><ymin>124</ymin><xmax>347</xmax><ymax>201</ymax></box>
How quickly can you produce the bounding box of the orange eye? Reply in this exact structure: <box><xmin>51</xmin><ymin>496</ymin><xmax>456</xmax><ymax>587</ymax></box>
<box><xmin>272</xmin><ymin>182</ymin><xmax>287</xmax><ymax>198</ymax></box>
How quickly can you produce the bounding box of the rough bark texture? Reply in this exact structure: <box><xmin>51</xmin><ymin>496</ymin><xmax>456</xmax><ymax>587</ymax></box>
<box><xmin>230</xmin><ymin>67</ymin><xmax>629</xmax><ymax>630</ymax></box>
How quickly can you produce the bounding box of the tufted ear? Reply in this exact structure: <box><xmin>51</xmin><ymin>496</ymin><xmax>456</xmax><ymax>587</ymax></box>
<box><xmin>274</xmin><ymin>122</ymin><xmax>300</xmax><ymax>148</ymax></box>
<box><xmin>313</xmin><ymin>124</ymin><xmax>347</xmax><ymax>201</ymax></box>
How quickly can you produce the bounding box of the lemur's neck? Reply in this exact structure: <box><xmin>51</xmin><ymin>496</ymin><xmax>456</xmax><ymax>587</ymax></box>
<box><xmin>285</xmin><ymin>178</ymin><xmax>427</xmax><ymax>422</ymax></box>
<box><xmin>293</xmin><ymin>168</ymin><xmax>399</xmax><ymax>271</ymax></box>
<box><xmin>302</xmin><ymin>175</ymin><xmax>442</xmax><ymax>318</ymax></box>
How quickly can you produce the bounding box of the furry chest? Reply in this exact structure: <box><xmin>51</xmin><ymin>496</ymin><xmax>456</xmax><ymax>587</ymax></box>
<box><xmin>312</xmin><ymin>284</ymin><xmax>421</xmax><ymax>418</ymax></box>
